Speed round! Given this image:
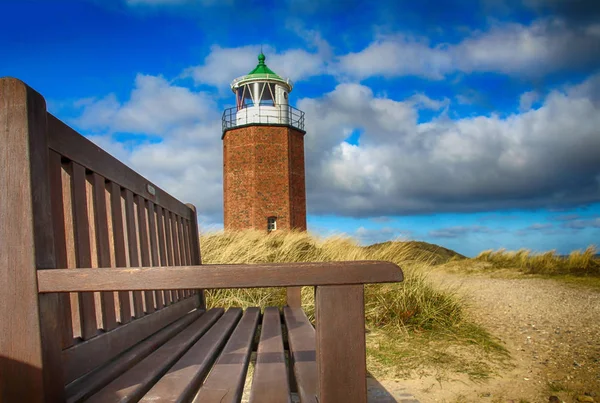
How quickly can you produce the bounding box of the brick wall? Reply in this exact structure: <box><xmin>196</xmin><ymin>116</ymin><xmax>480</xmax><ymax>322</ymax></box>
<box><xmin>223</xmin><ymin>125</ymin><xmax>307</xmax><ymax>231</ymax></box>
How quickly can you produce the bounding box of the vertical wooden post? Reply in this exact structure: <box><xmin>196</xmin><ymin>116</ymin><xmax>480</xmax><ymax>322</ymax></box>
<box><xmin>0</xmin><ymin>78</ymin><xmax>65</xmax><ymax>401</ymax></box>
<box><xmin>286</xmin><ymin>287</ymin><xmax>302</xmax><ymax>308</ymax></box>
<box><xmin>185</xmin><ymin>203</ymin><xmax>206</xmax><ymax>309</ymax></box>
<box><xmin>315</xmin><ymin>285</ymin><xmax>367</xmax><ymax>403</ymax></box>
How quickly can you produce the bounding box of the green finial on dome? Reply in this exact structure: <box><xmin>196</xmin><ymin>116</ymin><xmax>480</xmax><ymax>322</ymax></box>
<box><xmin>247</xmin><ymin>52</ymin><xmax>281</xmax><ymax>78</ymax></box>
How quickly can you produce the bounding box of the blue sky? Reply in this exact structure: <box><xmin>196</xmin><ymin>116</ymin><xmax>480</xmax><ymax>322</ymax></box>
<box><xmin>2</xmin><ymin>0</ymin><xmax>600</xmax><ymax>256</ymax></box>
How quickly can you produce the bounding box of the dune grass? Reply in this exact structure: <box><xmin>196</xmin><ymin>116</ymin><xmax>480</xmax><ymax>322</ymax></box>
<box><xmin>474</xmin><ymin>246</ymin><xmax>600</xmax><ymax>276</ymax></box>
<box><xmin>200</xmin><ymin>230</ymin><xmax>507</xmax><ymax>379</ymax></box>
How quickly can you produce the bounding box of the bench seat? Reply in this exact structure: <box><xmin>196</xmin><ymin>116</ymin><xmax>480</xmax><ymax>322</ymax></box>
<box><xmin>66</xmin><ymin>307</ymin><xmax>314</xmax><ymax>403</ymax></box>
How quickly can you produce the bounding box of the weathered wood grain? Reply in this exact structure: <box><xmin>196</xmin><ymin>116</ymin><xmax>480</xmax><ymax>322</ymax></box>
<box><xmin>140</xmin><ymin>308</ymin><xmax>242</xmax><ymax>402</ymax></box>
<box><xmin>249</xmin><ymin>307</ymin><xmax>291</xmax><ymax>403</ymax></box>
<box><xmin>49</xmin><ymin>150</ymin><xmax>75</xmax><ymax>349</ymax></box>
<box><xmin>283</xmin><ymin>307</ymin><xmax>318</xmax><ymax>403</ymax></box>
<box><xmin>108</xmin><ymin>182</ymin><xmax>132</xmax><ymax>323</ymax></box>
<box><xmin>71</xmin><ymin>162</ymin><xmax>99</xmax><ymax>339</ymax></box>
<box><xmin>124</xmin><ymin>189</ymin><xmax>145</xmax><ymax>317</ymax></box>
<box><xmin>286</xmin><ymin>287</ymin><xmax>302</xmax><ymax>308</ymax></box>
<box><xmin>38</xmin><ymin>260</ymin><xmax>403</xmax><ymax>292</ymax></box>
<box><xmin>193</xmin><ymin>307</ymin><xmax>260</xmax><ymax>403</ymax></box>
<box><xmin>62</xmin><ymin>296</ymin><xmax>200</xmax><ymax>384</ymax></box>
<box><xmin>91</xmin><ymin>173</ymin><xmax>118</xmax><ymax>331</ymax></box>
<box><xmin>185</xmin><ymin>203</ymin><xmax>205</xmax><ymax>309</ymax></box>
<box><xmin>0</xmin><ymin>77</ymin><xmax>64</xmax><ymax>401</ymax></box>
<box><xmin>85</xmin><ymin>308</ymin><xmax>224</xmax><ymax>403</ymax></box>
<box><xmin>136</xmin><ymin>194</ymin><xmax>155</xmax><ymax>313</ymax></box>
<box><xmin>315</xmin><ymin>285</ymin><xmax>367</xmax><ymax>403</ymax></box>
<box><xmin>65</xmin><ymin>308</ymin><xmax>204</xmax><ymax>403</ymax></box>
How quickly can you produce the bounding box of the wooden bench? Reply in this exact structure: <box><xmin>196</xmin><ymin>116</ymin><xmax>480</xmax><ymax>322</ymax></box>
<box><xmin>0</xmin><ymin>78</ymin><xmax>403</xmax><ymax>403</ymax></box>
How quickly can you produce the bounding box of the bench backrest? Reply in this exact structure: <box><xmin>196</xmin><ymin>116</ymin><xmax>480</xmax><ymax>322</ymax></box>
<box><xmin>0</xmin><ymin>78</ymin><xmax>204</xmax><ymax>401</ymax></box>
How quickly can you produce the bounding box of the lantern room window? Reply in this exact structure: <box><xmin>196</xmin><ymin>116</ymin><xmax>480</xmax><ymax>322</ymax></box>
<box><xmin>267</xmin><ymin>216</ymin><xmax>277</xmax><ymax>231</ymax></box>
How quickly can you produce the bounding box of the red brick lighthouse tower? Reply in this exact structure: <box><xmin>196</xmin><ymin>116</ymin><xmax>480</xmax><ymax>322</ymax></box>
<box><xmin>222</xmin><ymin>53</ymin><xmax>307</xmax><ymax>231</ymax></box>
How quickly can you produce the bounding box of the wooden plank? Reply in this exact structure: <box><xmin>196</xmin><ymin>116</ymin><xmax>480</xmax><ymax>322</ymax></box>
<box><xmin>49</xmin><ymin>150</ymin><xmax>75</xmax><ymax>349</ymax></box>
<box><xmin>38</xmin><ymin>260</ymin><xmax>404</xmax><ymax>292</ymax></box>
<box><xmin>249</xmin><ymin>307</ymin><xmax>291</xmax><ymax>403</ymax></box>
<box><xmin>136</xmin><ymin>194</ymin><xmax>155</xmax><ymax>313</ymax></box>
<box><xmin>92</xmin><ymin>173</ymin><xmax>118</xmax><ymax>331</ymax></box>
<box><xmin>65</xmin><ymin>308</ymin><xmax>204</xmax><ymax>403</ymax></box>
<box><xmin>62</xmin><ymin>296</ymin><xmax>200</xmax><ymax>384</ymax></box>
<box><xmin>0</xmin><ymin>77</ymin><xmax>64</xmax><ymax>401</ymax></box>
<box><xmin>155</xmin><ymin>205</ymin><xmax>171</xmax><ymax>306</ymax></box>
<box><xmin>108</xmin><ymin>182</ymin><xmax>131</xmax><ymax>323</ymax></box>
<box><xmin>315</xmin><ymin>285</ymin><xmax>367</xmax><ymax>403</ymax></box>
<box><xmin>86</xmin><ymin>308</ymin><xmax>224</xmax><ymax>403</ymax></box>
<box><xmin>283</xmin><ymin>307</ymin><xmax>318</xmax><ymax>403</ymax></box>
<box><xmin>60</xmin><ymin>160</ymin><xmax>83</xmax><ymax>338</ymax></box>
<box><xmin>178</xmin><ymin>216</ymin><xmax>189</xmax><ymax>298</ymax></box>
<box><xmin>71</xmin><ymin>162</ymin><xmax>99</xmax><ymax>339</ymax></box>
<box><xmin>124</xmin><ymin>188</ymin><xmax>145</xmax><ymax>317</ymax></box>
<box><xmin>164</xmin><ymin>210</ymin><xmax>176</xmax><ymax>303</ymax></box>
<box><xmin>147</xmin><ymin>200</ymin><xmax>164</xmax><ymax>309</ymax></box>
<box><xmin>193</xmin><ymin>307</ymin><xmax>260</xmax><ymax>403</ymax></box>
<box><xmin>47</xmin><ymin>113</ymin><xmax>194</xmax><ymax>220</ymax></box>
<box><xmin>178</xmin><ymin>216</ymin><xmax>189</xmax><ymax>265</ymax></box>
<box><xmin>287</xmin><ymin>287</ymin><xmax>302</xmax><ymax>308</ymax></box>
<box><xmin>171</xmin><ymin>212</ymin><xmax>182</xmax><ymax>301</ymax></box>
<box><xmin>140</xmin><ymin>308</ymin><xmax>242</xmax><ymax>402</ymax></box>
<box><xmin>186</xmin><ymin>203</ymin><xmax>205</xmax><ymax>309</ymax></box>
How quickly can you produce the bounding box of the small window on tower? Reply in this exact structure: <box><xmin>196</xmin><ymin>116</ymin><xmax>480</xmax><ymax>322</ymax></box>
<box><xmin>267</xmin><ymin>216</ymin><xmax>277</xmax><ymax>231</ymax></box>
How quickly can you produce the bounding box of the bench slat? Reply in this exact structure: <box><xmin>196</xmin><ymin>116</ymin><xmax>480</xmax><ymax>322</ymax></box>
<box><xmin>48</xmin><ymin>151</ymin><xmax>75</xmax><ymax>349</ymax></box>
<box><xmin>193</xmin><ymin>307</ymin><xmax>260</xmax><ymax>403</ymax></box>
<box><xmin>146</xmin><ymin>200</ymin><xmax>165</xmax><ymax>309</ymax></box>
<box><xmin>86</xmin><ymin>308</ymin><xmax>224</xmax><ymax>403</ymax></box>
<box><xmin>136</xmin><ymin>193</ymin><xmax>156</xmax><ymax>313</ymax></box>
<box><xmin>124</xmin><ymin>188</ymin><xmax>145</xmax><ymax>317</ymax></box>
<box><xmin>283</xmin><ymin>307</ymin><xmax>318</xmax><ymax>403</ymax></box>
<box><xmin>169</xmin><ymin>211</ymin><xmax>181</xmax><ymax>301</ymax></box>
<box><xmin>91</xmin><ymin>172</ymin><xmax>118</xmax><ymax>331</ymax></box>
<box><xmin>65</xmin><ymin>308</ymin><xmax>204</xmax><ymax>402</ymax></box>
<box><xmin>71</xmin><ymin>162</ymin><xmax>98</xmax><ymax>339</ymax></box>
<box><xmin>250</xmin><ymin>307</ymin><xmax>291</xmax><ymax>403</ymax></box>
<box><xmin>108</xmin><ymin>182</ymin><xmax>132</xmax><ymax>323</ymax></box>
<box><xmin>140</xmin><ymin>308</ymin><xmax>242</xmax><ymax>402</ymax></box>
<box><xmin>62</xmin><ymin>296</ymin><xmax>199</xmax><ymax>384</ymax></box>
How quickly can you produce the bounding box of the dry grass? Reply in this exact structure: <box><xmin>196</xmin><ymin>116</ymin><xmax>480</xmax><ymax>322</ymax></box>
<box><xmin>475</xmin><ymin>246</ymin><xmax>600</xmax><ymax>275</ymax></box>
<box><xmin>200</xmin><ymin>230</ymin><xmax>507</xmax><ymax>379</ymax></box>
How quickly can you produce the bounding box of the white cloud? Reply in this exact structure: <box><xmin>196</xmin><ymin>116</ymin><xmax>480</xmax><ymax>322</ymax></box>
<box><xmin>334</xmin><ymin>18</ymin><xmax>600</xmax><ymax>80</ymax></box>
<box><xmin>519</xmin><ymin>90</ymin><xmax>540</xmax><ymax>111</ymax></box>
<box><xmin>72</xmin><ymin>74</ymin><xmax>225</xmax><ymax>227</ymax></box>
<box><xmin>184</xmin><ymin>44</ymin><xmax>329</xmax><ymax>89</ymax></box>
<box><xmin>76</xmin><ymin>74</ymin><xmax>218</xmax><ymax>136</ymax></box>
<box><xmin>300</xmin><ymin>73</ymin><xmax>600</xmax><ymax>217</ymax></box>
<box><xmin>71</xmin><ymin>68</ymin><xmax>600</xmax><ymax>225</ymax></box>
<box><xmin>336</xmin><ymin>35</ymin><xmax>452</xmax><ymax>80</ymax></box>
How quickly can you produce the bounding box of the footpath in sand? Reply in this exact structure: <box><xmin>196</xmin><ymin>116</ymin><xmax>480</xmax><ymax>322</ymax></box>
<box><xmin>390</xmin><ymin>270</ymin><xmax>600</xmax><ymax>403</ymax></box>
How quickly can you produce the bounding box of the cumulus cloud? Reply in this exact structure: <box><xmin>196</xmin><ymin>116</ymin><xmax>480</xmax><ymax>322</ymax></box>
<box><xmin>76</xmin><ymin>74</ymin><xmax>218</xmax><ymax>136</ymax></box>
<box><xmin>184</xmin><ymin>44</ymin><xmax>329</xmax><ymax>89</ymax></box>
<box><xmin>72</xmin><ymin>75</ymin><xmax>224</xmax><ymax>226</ymax></box>
<box><xmin>300</xmin><ymin>73</ymin><xmax>600</xmax><ymax>217</ymax></box>
<box><xmin>70</xmin><ymin>69</ymin><xmax>600</xmax><ymax>227</ymax></box>
<box><xmin>334</xmin><ymin>18</ymin><xmax>600</xmax><ymax>80</ymax></box>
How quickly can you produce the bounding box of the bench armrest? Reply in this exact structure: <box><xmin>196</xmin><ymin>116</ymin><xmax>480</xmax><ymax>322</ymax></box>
<box><xmin>37</xmin><ymin>260</ymin><xmax>403</xmax><ymax>293</ymax></box>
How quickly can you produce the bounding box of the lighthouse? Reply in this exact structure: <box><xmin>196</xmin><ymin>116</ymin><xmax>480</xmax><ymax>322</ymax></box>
<box><xmin>221</xmin><ymin>53</ymin><xmax>307</xmax><ymax>232</ymax></box>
